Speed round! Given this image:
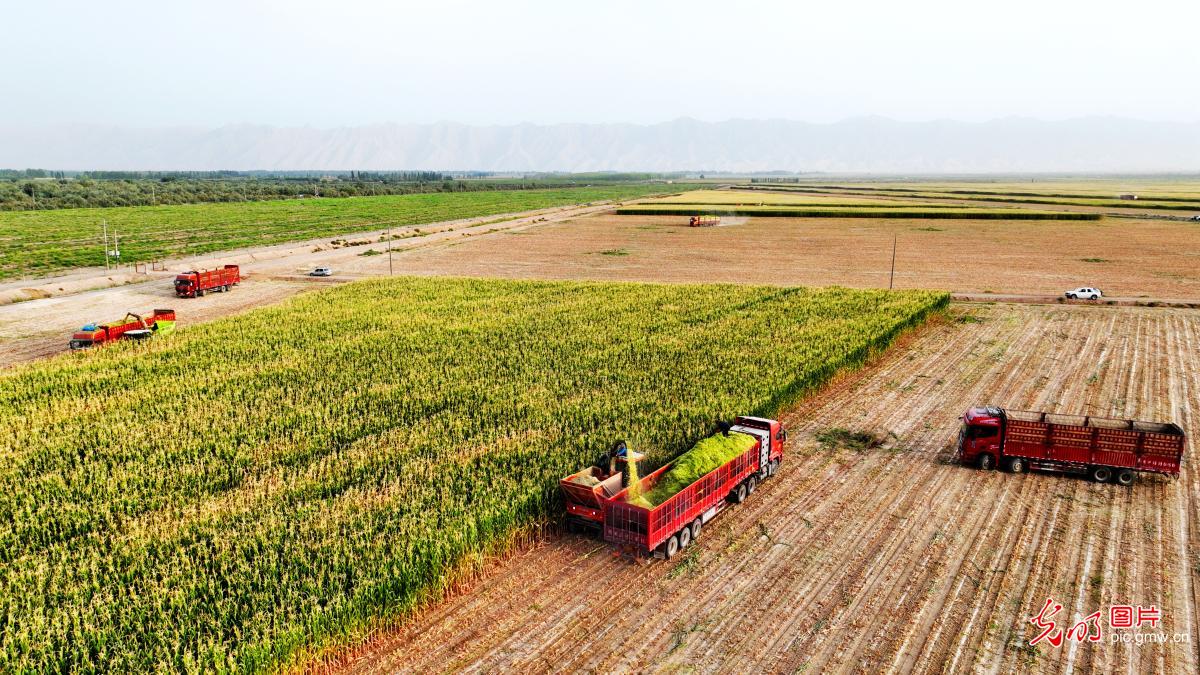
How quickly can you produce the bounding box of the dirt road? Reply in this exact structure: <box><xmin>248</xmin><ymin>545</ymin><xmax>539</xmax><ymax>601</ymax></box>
<box><xmin>0</xmin><ymin>201</ymin><xmax>615</xmax><ymax>367</ymax></box>
<box><xmin>332</xmin><ymin>303</ymin><xmax>1198</xmax><ymax>674</ymax></box>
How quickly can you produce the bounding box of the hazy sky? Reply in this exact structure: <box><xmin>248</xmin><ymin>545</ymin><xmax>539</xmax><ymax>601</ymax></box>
<box><xmin>6</xmin><ymin>0</ymin><xmax>1198</xmax><ymax>128</ymax></box>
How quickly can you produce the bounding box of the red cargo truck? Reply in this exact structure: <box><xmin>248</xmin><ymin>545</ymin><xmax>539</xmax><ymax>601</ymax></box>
<box><xmin>69</xmin><ymin>309</ymin><xmax>176</xmax><ymax>350</ymax></box>
<box><xmin>175</xmin><ymin>265</ymin><xmax>240</xmax><ymax>298</ymax></box>
<box><xmin>560</xmin><ymin>416</ymin><xmax>786</xmax><ymax>560</ymax></box>
<box><xmin>958</xmin><ymin>406</ymin><xmax>1184</xmax><ymax>485</ymax></box>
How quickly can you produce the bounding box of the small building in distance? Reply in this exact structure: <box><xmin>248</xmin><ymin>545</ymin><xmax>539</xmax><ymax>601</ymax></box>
<box><xmin>1118</xmin><ymin>193</ymin><xmax>1139</xmax><ymax>200</ymax></box>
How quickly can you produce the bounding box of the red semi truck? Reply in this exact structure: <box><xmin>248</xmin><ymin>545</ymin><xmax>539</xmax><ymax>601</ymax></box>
<box><xmin>69</xmin><ymin>309</ymin><xmax>176</xmax><ymax>350</ymax></box>
<box><xmin>175</xmin><ymin>265</ymin><xmax>240</xmax><ymax>298</ymax></box>
<box><xmin>958</xmin><ymin>406</ymin><xmax>1184</xmax><ymax>485</ymax></box>
<box><xmin>560</xmin><ymin>416</ymin><xmax>786</xmax><ymax>560</ymax></box>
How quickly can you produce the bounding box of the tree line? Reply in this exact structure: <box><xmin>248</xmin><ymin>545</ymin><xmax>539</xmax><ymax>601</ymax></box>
<box><xmin>0</xmin><ymin>176</ymin><xmax>620</xmax><ymax>211</ymax></box>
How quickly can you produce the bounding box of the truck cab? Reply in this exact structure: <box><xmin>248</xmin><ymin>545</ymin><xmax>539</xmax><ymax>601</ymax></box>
<box><xmin>729</xmin><ymin>416</ymin><xmax>787</xmax><ymax>478</ymax></box>
<box><xmin>174</xmin><ymin>275</ymin><xmax>196</xmax><ymax>297</ymax></box>
<box><xmin>957</xmin><ymin>406</ymin><xmax>1003</xmax><ymax>469</ymax></box>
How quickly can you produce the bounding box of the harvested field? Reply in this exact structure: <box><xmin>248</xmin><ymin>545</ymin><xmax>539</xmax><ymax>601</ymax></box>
<box><xmin>729</xmin><ymin>184</ymin><xmax>1200</xmax><ymax>218</ymax></box>
<box><xmin>616</xmin><ymin>205</ymin><xmax>1100</xmax><ymax>220</ymax></box>
<box><xmin>383</xmin><ymin>212</ymin><xmax>1200</xmax><ymax>299</ymax></box>
<box><xmin>335</xmin><ymin>302</ymin><xmax>1200</xmax><ymax>674</ymax></box>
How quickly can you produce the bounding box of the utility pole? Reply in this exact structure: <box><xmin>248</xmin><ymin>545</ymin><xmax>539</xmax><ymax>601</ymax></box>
<box><xmin>102</xmin><ymin>220</ymin><xmax>110</xmax><ymax>270</ymax></box>
<box><xmin>387</xmin><ymin>226</ymin><xmax>393</xmax><ymax>276</ymax></box>
<box><xmin>888</xmin><ymin>233</ymin><xmax>897</xmax><ymax>290</ymax></box>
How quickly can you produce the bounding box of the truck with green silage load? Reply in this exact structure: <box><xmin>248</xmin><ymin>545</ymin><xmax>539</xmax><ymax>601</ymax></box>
<box><xmin>560</xmin><ymin>416</ymin><xmax>787</xmax><ymax>561</ymax></box>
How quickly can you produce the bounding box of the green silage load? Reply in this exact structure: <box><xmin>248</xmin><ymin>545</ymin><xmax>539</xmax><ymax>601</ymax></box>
<box><xmin>640</xmin><ymin>432</ymin><xmax>757</xmax><ymax>506</ymax></box>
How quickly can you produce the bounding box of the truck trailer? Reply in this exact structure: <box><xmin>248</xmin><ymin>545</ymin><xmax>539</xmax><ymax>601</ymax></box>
<box><xmin>175</xmin><ymin>265</ymin><xmax>240</xmax><ymax>298</ymax></box>
<box><xmin>957</xmin><ymin>406</ymin><xmax>1184</xmax><ymax>485</ymax></box>
<box><xmin>69</xmin><ymin>309</ymin><xmax>176</xmax><ymax>350</ymax></box>
<box><xmin>560</xmin><ymin>416</ymin><xmax>785</xmax><ymax>560</ymax></box>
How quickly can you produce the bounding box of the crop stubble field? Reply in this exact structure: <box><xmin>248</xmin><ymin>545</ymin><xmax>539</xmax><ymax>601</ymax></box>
<box><xmin>730</xmin><ymin>179</ymin><xmax>1200</xmax><ymax>212</ymax></box>
<box><xmin>0</xmin><ymin>277</ymin><xmax>945</xmax><ymax>673</ymax></box>
<box><xmin>384</xmin><ymin>212</ymin><xmax>1200</xmax><ymax>299</ymax></box>
<box><xmin>340</xmin><ymin>302</ymin><xmax>1200</xmax><ymax>674</ymax></box>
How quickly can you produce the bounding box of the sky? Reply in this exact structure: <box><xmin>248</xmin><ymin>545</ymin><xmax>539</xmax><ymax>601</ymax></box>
<box><xmin>4</xmin><ymin>0</ymin><xmax>1199</xmax><ymax>128</ymax></box>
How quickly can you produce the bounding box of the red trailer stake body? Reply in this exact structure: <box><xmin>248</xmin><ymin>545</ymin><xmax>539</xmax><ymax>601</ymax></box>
<box><xmin>957</xmin><ymin>406</ymin><xmax>1184</xmax><ymax>485</ymax></box>
<box><xmin>69</xmin><ymin>309</ymin><xmax>176</xmax><ymax>350</ymax></box>
<box><xmin>175</xmin><ymin>265</ymin><xmax>240</xmax><ymax>298</ymax></box>
<box><xmin>560</xmin><ymin>416</ymin><xmax>786</xmax><ymax>560</ymax></box>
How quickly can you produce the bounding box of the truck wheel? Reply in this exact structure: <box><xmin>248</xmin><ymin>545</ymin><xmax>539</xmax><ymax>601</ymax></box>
<box><xmin>691</xmin><ymin>518</ymin><xmax>702</xmax><ymax>541</ymax></box>
<box><xmin>747</xmin><ymin>476</ymin><xmax>758</xmax><ymax>495</ymax></box>
<box><xmin>664</xmin><ymin>534</ymin><xmax>680</xmax><ymax>559</ymax></box>
<box><xmin>678</xmin><ymin>526</ymin><xmax>692</xmax><ymax>550</ymax></box>
<box><xmin>732</xmin><ymin>483</ymin><xmax>748</xmax><ymax>504</ymax></box>
<box><xmin>1090</xmin><ymin>466</ymin><xmax>1112</xmax><ymax>483</ymax></box>
<box><xmin>1115</xmin><ymin>469</ymin><xmax>1135</xmax><ymax>486</ymax></box>
<box><xmin>1006</xmin><ymin>457</ymin><xmax>1025</xmax><ymax>473</ymax></box>
<box><xmin>977</xmin><ymin>454</ymin><xmax>995</xmax><ymax>471</ymax></box>
<box><xmin>768</xmin><ymin>459</ymin><xmax>779</xmax><ymax>477</ymax></box>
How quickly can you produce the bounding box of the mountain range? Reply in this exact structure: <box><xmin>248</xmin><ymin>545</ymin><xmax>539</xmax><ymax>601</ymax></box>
<box><xmin>2</xmin><ymin>117</ymin><xmax>1198</xmax><ymax>173</ymax></box>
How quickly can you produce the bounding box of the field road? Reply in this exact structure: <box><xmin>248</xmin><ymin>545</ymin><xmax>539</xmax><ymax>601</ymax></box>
<box><xmin>328</xmin><ymin>303</ymin><xmax>1199</xmax><ymax>674</ymax></box>
<box><xmin>951</xmin><ymin>293</ymin><xmax>1200</xmax><ymax>309</ymax></box>
<box><xmin>0</xmin><ymin>200</ymin><xmax>619</xmax><ymax>368</ymax></box>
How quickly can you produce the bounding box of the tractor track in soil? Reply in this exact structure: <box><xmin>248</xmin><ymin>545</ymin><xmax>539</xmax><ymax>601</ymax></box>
<box><xmin>326</xmin><ymin>303</ymin><xmax>1199</xmax><ymax>675</ymax></box>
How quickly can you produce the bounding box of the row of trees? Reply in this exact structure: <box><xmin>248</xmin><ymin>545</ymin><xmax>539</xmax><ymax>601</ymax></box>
<box><xmin>0</xmin><ymin>177</ymin><xmax>604</xmax><ymax>211</ymax></box>
<box><xmin>0</xmin><ymin>169</ymin><xmax>451</xmax><ymax>181</ymax></box>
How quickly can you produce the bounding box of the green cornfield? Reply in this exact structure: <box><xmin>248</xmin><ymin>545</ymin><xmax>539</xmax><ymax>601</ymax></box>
<box><xmin>0</xmin><ymin>277</ymin><xmax>947</xmax><ymax>673</ymax></box>
<box><xmin>0</xmin><ymin>185</ymin><xmax>679</xmax><ymax>280</ymax></box>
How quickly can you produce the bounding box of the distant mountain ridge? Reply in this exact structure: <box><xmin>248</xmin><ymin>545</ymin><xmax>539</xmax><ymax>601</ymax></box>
<box><xmin>2</xmin><ymin>117</ymin><xmax>1198</xmax><ymax>173</ymax></box>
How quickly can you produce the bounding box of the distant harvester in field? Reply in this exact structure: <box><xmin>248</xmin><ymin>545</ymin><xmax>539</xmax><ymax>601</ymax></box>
<box><xmin>1117</xmin><ymin>193</ymin><xmax>1139</xmax><ymax>200</ymax></box>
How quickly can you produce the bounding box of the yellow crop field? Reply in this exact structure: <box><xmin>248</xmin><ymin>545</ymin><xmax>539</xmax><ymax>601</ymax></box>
<box><xmin>0</xmin><ymin>276</ymin><xmax>946</xmax><ymax>672</ymax></box>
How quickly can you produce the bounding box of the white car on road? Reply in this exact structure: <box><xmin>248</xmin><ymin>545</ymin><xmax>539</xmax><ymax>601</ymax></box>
<box><xmin>1065</xmin><ymin>287</ymin><xmax>1102</xmax><ymax>300</ymax></box>
<box><xmin>310</xmin><ymin>267</ymin><xmax>333</xmax><ymax>277</ymax></box>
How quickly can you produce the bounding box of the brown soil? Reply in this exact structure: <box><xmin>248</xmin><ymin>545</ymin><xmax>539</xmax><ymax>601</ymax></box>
<box><xmin>380</xmin><ymin>213</ymin><xmax>1200</xmax><ymax>299</ymax></box>
<box><xmin>328</xmin><ymin>303</ymin><xmax>1199</xmax><ymax>674</ymax></box>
